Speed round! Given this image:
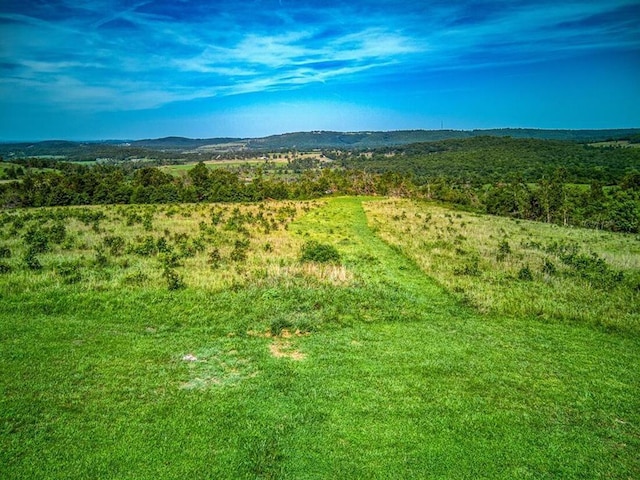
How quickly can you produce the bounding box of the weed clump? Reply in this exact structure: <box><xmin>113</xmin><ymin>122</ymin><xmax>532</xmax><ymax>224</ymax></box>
<box><xmin>56</xmin><ymin>261</ymin><xmax>82</xmax><ymax>284</ymax></box>
<box><xmin>518</xmin><ymin>265</ymin><xmax>533</xmax><ymax>281</ymax></box>
<box><xmin>163</xmin><ymin>267</ymin><xmax>185</xmax><ymax>291</ymax></box>
<box><xmin>454</xmin><ymin>257</ymin><xmax>481</xmax><ymax>276</ymax></box>
<box><xmin>496</xmin><ymin>239</ymin><xmax>511</xmax><ymax>261</ymax></box>
<box><xmin>23</xmin><ymin>249</ymin><xmax>42</xmax><ymax>270</ymax></box>
<box><xmin>207</xmin><ymin>248</ymin><xmax>221</xmax><ymax>268</ymax></box>
<box><xmin>300</xmin><ymin>241</ymin><xmax>340</xmax><ymax>264</ymax></box>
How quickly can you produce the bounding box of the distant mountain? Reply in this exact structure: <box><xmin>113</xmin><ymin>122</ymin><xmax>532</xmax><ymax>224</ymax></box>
<box><xmin>1</xmin><ymin>129</ymin><xmax>638</xmax><ymax>159</ymax></box>
<box><xmin>130</xmin><ymin>136</ymin><xmax>243</xmax><ymax>148</ymax></box>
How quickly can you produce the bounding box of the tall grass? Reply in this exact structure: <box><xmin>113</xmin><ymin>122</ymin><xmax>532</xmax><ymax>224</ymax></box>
<box><xmin>364</xmin><ymin>198</ymin><xmax>640</xmax><ymax>333</ymax></box>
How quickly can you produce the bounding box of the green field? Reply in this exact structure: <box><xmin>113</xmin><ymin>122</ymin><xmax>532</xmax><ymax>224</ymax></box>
<box><xmin>1</xmin><ymin>197</ymin><xmax>639</xmax><ymax>478</ymax></box>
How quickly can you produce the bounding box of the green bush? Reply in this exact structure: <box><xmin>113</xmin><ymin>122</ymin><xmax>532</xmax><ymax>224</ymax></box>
<box><xmin>518</xmin><ymin>265</ymin><xmax>533</xmax><ymax>281</ymax></box>
<box><xmin>103</xmin><ymin>235</ymin><xmax>125</xmax><ymax>256</ymax></box>
<box><xmin>23</xmin><ymin>227</ymin><xmax>49</xmax><ymax>253</ymax></box>
<box><xmin>496</xmin><ymin>239</ymin><xmax>511</xmax><ymax>261</ymax></box>
<box><xmin>56</xmin><ymin>261</ymin><xmax>82</xmax><ymax>284</ymax></box>
<box><xmin>542</xmin><ymin>258</ymin><xmax>557</xmax><ymax>276</ymax></box>
<box><xmin>23</xmin><ymin>249</ymin><xmax>42</xmax><ymax>270</ymax></box>
<box><xmin>208</xmin><ymin>248</ymin><xmax>221</xmax><ymax>268</ymax></box>
<box><xmin>453</xmin><ymin>257</ymin><xmax>481</xmax><ymax>276</ymax></box>
<box><xmin>163</xmin><ymin>267</ymin><xmax>185</xmax><ymax>291</ymax></box>
<box><xmin>300</xmin><ymin>241</ymin><xmax>341</xmax><ymax>264</ymax></box>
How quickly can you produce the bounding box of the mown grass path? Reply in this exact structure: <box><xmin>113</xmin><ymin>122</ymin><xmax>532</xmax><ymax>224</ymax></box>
<box><xmin>1</xmin><ymin>197</ymin><xmax>638</xmax><ymax>479</ymax></box>
<box><xmin>287</xmin><ymin>196</ymin><xmax>640</xmax><ymax>479</ymax></box>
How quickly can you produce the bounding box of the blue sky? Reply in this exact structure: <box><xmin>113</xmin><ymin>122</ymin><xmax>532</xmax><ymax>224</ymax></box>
<box><xmin>1</xmin><ymin>0</ymin><xmax>639</xmax><ymax>140</ymax></box>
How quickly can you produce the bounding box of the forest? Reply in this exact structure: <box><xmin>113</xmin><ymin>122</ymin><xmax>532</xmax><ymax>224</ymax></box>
<box><xmin>1</xmin><ymin>136</ymin><xmax>639</xmax><ymax>233</ymax></box>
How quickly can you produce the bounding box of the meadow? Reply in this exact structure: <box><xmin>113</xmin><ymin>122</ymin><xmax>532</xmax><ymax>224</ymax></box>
<box><xmin>1</xmin><ymin>197</ymin><xmax>639</xmax><ymax>479</ymax></box>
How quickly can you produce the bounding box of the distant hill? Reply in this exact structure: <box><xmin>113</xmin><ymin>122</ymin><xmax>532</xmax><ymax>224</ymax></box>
<box><xmin>1</xmin><ymin>129</ymin><xmax>638</xmax><ymax>158</ymax></box>
<box><xmin>247</xmin><ymin>129</ymin><xmax>640</xmax><ymax>150</ymax></box>
<box><xmin>130</xmin><ymin>136</ymin><xmax>243</xmax><ymax>148</ymax></box>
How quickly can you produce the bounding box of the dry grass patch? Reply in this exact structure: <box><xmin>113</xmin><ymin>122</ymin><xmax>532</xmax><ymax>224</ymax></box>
<box><xmin>269</xmin><ymin>341</ymin><xmax>306</xmax><ymax>361</ymax></box>
<box><xmin>364</xmin><ymin>198</ymin><xmax>640</xmax><ymax>332</ymax></box>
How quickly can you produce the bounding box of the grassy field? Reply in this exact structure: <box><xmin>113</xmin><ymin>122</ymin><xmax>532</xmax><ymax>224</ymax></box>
<box><xmin>1</xmin><ymin>197</ymin><xmax>639</xmax><ymax>478</ymax></box>
<box><xmin>365</xmin><ymin>198</ymin><xmax>640</xmax><ymax>334</ymax></box>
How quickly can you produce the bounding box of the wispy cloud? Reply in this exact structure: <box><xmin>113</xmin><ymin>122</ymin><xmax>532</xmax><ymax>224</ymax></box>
<box><xmin>1</xmin><ymin>0</ymin><xmax>639</xmax><ymax>114</ymax></box>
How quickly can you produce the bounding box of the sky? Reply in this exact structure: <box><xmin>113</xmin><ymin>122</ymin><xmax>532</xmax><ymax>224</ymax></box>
<box><xmin>1</xmin><ymin>0</ymin><xmax>639</xmax><ymax>141</ymax></box>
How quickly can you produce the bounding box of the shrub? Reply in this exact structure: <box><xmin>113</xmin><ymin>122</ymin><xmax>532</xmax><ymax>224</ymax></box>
<box><xmin>103</xmin><ymin>235</ymin><xmax>125</xmax><ymax>256</ymax></box>
<box><xmin>128</xmin><ymin>236</ymin><xmax>157</xmax><ymax>256</ymax></box>
<box><xmin>0</xmin><ymin>262</ymin><xmax>12</xmax><ymax>274</ymax></box>
<box><xmin>518</xmin><ymin>265</ymin><xmax>533</xmax><ymax>281</ymax></box>
<box><xmin>0</xmin><ymin>246</ymin><xmax>11</xmax><ymax>258</ymax></box>
<box><xmin>207</xmin><ymin>248</ymin><xmax>221</xmax><ymax>268</ymax></box>
<box><xmin>496</xmin><ymin>239</ymin><xmax>511</xmax><ymax>261</ymax></box>
<box><xmin>94</xmin><ymin>247</ymin><xmax>108</xmax><ymax>267</ymax></box>
<box><xmin>159</xmin><ymin>251</ymin><xmax>182</xmax><ymax>269</ymax></box>
<box><xmin>23</xmin><ymin>249</ymin><xmax>42</xmax><ymax>270</ymax></box>
<box><xmin>142</xmin><ymin>213</ymin><xmax>153</xmax><ymax>231</ymax></box>
<box><xmin>124</xmin><ymin>270</ymin><xmax>149</xmax><ymax>286</ymax></box>
<box><xmin>126</xmin><ymin>212</ymin><xmax>143</xmax><ymax>226</ymax></box>
<box><xmin>270</xmin><ymin>317</ymin><xmax>293</xmax><ymax>336</ymax></box>
<box><xmin>300</xmin><ymin>241</ymin><xmax>340</xmax><ymax>264</ymax></box>
<box><xmin>56</xmin><ymin>261</ymin><xmax>82</xmax><ymax>284</ymax></box>
<box><xmin>49</xmin><ymin>223</ymin><xmax>67</xmax><ymax>244</ymax></box>
<box><xmin>163</xmin><ymin>267</ymin><xmax>185</xmax><ymax>291</ymax></box>
<box><xmin>453</xmin><ymin>257</ymin><xmax>481</xmax><ymax>276</ymax></box>
<box><xmin>23</xmin><ymin>227</ymin><xmax>49</xmax><ymax>253</ymax></box>
<box><xmin>230</xmin><ymin>238</ymin><xmax>250</xmax><ymax>262</ymax></box>
<box><xmin>156</xmin><ymin>237</ymin><xmax>172</xmax><ymax>254</ymax></box>
<box><xmin>542</xmin><ymin>258</ymin><xmax>557</xmax><ymax>276</ymax></box>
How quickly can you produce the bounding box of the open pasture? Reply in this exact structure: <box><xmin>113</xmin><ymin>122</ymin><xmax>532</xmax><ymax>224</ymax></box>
<box><xmin>1</xmin><ymin>197</ymin><xmax>638</xmax><ymax>479</ymax></box>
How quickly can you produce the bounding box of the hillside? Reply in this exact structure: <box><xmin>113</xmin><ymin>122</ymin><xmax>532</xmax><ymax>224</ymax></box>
<box><xmin>0</xmin><ymin>197</ymin><xmax>638</xmax><ymax>478</ymax></box>
<box><xmin>1</xmin><ymin>128</ymin><xmax>639</xmax><ymax>159</ymax></box>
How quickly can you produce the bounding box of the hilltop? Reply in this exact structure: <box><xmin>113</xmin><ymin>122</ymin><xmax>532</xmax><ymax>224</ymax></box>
<box><xmin>2</xmin><ymin>128</ymin><xmax>639</xmax><ymax>159</ymax></box>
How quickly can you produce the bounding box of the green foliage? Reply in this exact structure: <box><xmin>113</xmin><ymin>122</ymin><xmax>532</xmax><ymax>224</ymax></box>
<box><xmin>207</xmin><ymin>247</ymin><xmax>221</xmax><ymax>268</ymax></box>
<box><xmin>103</xmin><ymin>235</ymin><xmax>125</xmax><ymax>256</ymax></box>
<box><xmin>541</xmin><ymin>258</ymin><xmax>557</xmax><ymax>276</ymax></box>
<box><xmin>269</xmin><ymin>317</ymin><xmax>293</xmax><ymax>336</ymax></box>
<box><xmin>162</xmin><ymin>267</ymin><xmax>185</xmax><ymax>290</ymax></box>
<box><xmin>496</xmin><ymin>239</ymin><xmax>511</xmax><ymax>261</ymax></box>
<box><xmin>517</xmin><ymin>265</ymin><xmax>533</xmax><ymax>281</ymax></box>
<box><xmin>94</xmin><ymin>246</ymin><xmax>109</xmax><ymax>268</ymax></box>
<box><xmin>23</xmin><ymin>248</ymin><xmax>42</xmax><ymax>270</ymax></box>
<box><xmin>454</xmin><ymin>257</ymin><xmax>481</xmax><ymax>276</ymax></box>
<box><xmin>230</xmin><ymin>239</ymin><xmax>249</xmax><ymax>262</ymax></box>
<box><xmin>128</xmin><ymin>235</ymin><xmax>158</xmax><ymax>256</ymax></box>
<box><xmin>299</xmin><ymin>240</ymin><xmax>341</xmax><ymax>264</ymax></box>
<box><xmin>0</xmin><ymin>246</ymin><xmax>11</xmax><ymax>259</ymax></box>
<box><xmin>159</xmin><ymin>251</ymin><xmax>182</xmax><ymax>269</ymax></box>
<box><xmin>23</xmin><ymin>226</ymin><xmax>49</xmax><ymax>253</ymax></box>
<box><xmin>49</xmin><ymin>223</ymin><xmax>67</xmax><ymax>244</ymax></box>
<box><xmin>56</xmin><ymin>261</ymin><xmax>82</xmax><ymax>284</ymax></box>
<box><xmin>0</xmin><ymin>196</ymin><xmax>639</xmax><ymax>479</ymax></box>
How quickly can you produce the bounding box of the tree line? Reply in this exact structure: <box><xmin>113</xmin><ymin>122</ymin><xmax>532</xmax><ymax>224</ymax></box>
<box><xmin>1</xmin><ymin>136</ymin><xmax>639</xmax><ymax>233</ymax></box>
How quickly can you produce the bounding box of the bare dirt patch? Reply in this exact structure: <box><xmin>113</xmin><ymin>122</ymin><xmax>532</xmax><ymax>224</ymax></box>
<box><xmin>269</xmin><ymin>341</ymin><xmax>306</xmax><ymax>361</ymax></box>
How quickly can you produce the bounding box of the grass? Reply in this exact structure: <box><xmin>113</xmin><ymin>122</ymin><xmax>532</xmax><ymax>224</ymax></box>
<box><xmin>365</xmin><ymin>198</ymin><xmax>640</xmax><ymax>334</ymax></box>
<box><xmin>1</xmin><ymin>197</ymin><xmax>639</xmax><ymax>478</ymax></box>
